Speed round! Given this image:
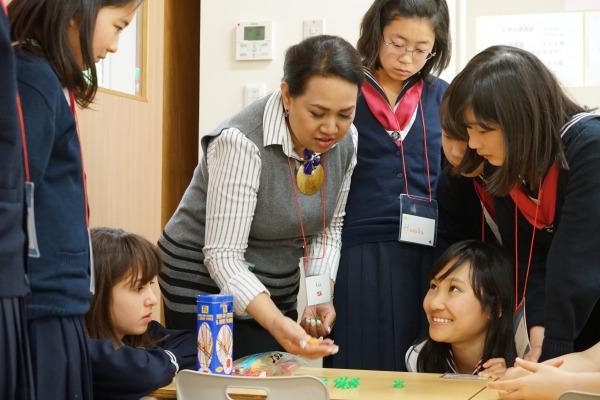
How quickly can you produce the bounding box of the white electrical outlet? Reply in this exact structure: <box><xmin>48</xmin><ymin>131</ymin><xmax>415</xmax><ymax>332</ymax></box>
<box><xmin>303</xmin><ymin>19</ymin><xmax>325</xmax><ymax>39</ymax></box>
<box><xmin>243</xmin><ymin>82</ymin><xmax>267</xmax><ymax>107</ymax></box>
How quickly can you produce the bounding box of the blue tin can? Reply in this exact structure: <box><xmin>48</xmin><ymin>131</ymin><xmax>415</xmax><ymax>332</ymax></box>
<box><xmin>196</xmin><ymin>294</ymin><xmax>234</xmax><ymax>374</ymax></box>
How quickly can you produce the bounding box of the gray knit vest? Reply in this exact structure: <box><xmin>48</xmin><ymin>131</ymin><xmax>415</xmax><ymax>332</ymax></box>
<box><xmin>158</xmin><ymin>95</ymin><xmax>354</xmax><ymax>316</ymax></box>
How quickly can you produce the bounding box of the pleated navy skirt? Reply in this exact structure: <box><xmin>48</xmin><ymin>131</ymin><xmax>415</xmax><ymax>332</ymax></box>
<box><xmin>28</xmin><ymin>315</ymin><xmax>93</xmax><ymax>400</ymax></box>
<box><xmin>324</xmin><ymin>240</ymin><xmax>434</xmax><ymax>371</ymax></box>
<box><xmin>0</xmin><ymin>297</ymin><xmax>35</xmax><ymax>400</ymax></box>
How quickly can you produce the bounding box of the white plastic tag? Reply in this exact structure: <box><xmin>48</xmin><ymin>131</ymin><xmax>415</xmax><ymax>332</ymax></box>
<box><xmin>399</xmin><ymin>194</ymin><xmax>437</xmax><ymax>247</ymax></box>
<box><xmin>25</xmin><ymin>182</ymin><xmax>40</xmax><ymax>258</ymax></box>
<box><xmin>305</xmin><ymin>274</ymin><xmax>331</xmax><ymax>306</ymax></box>
<box><xmin>513</xmin><ymin>303</ymin><xmax>531</xmax><ymax>358</ymax></box>
<box><xmin>441</xmin><ymin>373</ymin><xmax>488</xmax><ymax>381</ymax></box>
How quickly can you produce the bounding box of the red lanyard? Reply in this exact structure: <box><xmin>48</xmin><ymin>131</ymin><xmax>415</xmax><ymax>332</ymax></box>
<box><xmin>16</xmin><ymin>94</ymin><xmax>31</xmax><ymax>182</ymax></box>
<box><xmin>286</xmin><ymin>156</ymin><xmax>328</xmax><ymax>271</ymax></box>
<box><xmin>472</xmin><ymin>179</ymin><xmax>495</xmax><ymax>242</ymax></box>
<box><xmin>396</xmin><ymin>99</ymin><xmax>433</xmax><ymax>202</ymax></box>
<box><xmin>16</xmin><ymin>89</ymin><xmax>89</xmax><ymax>228</ymax></box>
<box><xmin>361</xmin><ymin>78</ymin><xmax>432</xmax><ymax>202</ymax></box>
<box><xmin>513</xmin><ymin>182</ymin><xmax>542</xmax><ymax>311</ymax></box>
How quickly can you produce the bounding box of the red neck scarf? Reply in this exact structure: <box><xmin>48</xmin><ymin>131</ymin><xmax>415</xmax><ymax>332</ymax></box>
<box><xmin>361</xmin><ymin>71</ymin><xmax>423</xmax><ymax>135</ymax></box>
<box><xmin>509</xmin><ymin>163</ymin><xmax>560</xmax><ymax>229</ymax></box>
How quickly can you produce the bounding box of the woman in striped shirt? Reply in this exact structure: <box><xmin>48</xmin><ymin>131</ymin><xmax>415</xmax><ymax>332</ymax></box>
<box><xmin>158</xmin><ymin>35</ymin><xmax>364</xmax><ymax>359</ymax></box>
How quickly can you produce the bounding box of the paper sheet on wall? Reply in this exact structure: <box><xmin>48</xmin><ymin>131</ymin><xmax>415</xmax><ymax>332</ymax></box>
<box><xmin>475</xmin><ymin>13</ymin><xmax>584</xmax><ymax>87</ymax></box>
<box><xmin>565</xmin><ymin>0</ymin><xmax>600</xmax><ymax>11</ymax></box>
<box><xmin>585</xmin><ymin>12</ymin><xmax>600</xmax><ymax>86</ymax></box>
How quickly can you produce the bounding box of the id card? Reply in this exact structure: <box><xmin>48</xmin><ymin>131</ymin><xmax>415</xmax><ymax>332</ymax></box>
<box><xmin>25</xmin><ymin>182</ymin><xmax>41</xmax><ymax>258</ymax></box>
<box><xmin>399</xmin><ymin>194</ymin><xmax>437</xmax><ymax>247</ymax></box>
<box><xmin>305</xmin><ymin>274</ymin><xmax>331</xmax><ymax>306</ymax></box>
<box><xmin>513</xmin><ymin>303</ymin><xmax>531</xmax><ymax>358</ymax></box>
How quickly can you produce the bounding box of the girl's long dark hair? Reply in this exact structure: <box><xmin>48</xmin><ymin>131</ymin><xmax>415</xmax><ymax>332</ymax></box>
<box><xmin>440</xmin><ymin>45</ymin><xmax>586</xmax><ymax>195</ymax></box>
<box><xmin>417</xmin><ymin>240</ymin><xmax>516</xmax><ymax>372</ymax></box>
<box><xmin>9</xmin><ymin>0</ymin><xmax>141</xmax><ymax>107</ymax></box>
<box><xmin>86</xmin><ymin>227</ymin><xmax>162</xmax><ymax>348</ymax></box>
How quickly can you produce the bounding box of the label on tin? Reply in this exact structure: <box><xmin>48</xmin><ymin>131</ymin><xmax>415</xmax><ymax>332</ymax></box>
<box><xmin>197</xmin><ymin>295</ymin><xmax>234</xmax><ymax>374</ymax></box>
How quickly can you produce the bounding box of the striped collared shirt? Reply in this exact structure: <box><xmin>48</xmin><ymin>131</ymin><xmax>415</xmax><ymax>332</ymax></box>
<box><xmin>202</xmin><ymin>90</ymin><xmax>357</xmax><ymax>315</ymax></box>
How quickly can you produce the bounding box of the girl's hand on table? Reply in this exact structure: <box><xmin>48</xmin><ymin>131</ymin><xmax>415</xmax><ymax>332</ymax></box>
<box><xmin>479</xmin><ymin>358</ymin><xmax>508</xmax><ymax>380</ymax></box>
<box><xmin>488</xmin><ymin>358</ymin><xmax>569</xmax><ymax>400</ymax></box>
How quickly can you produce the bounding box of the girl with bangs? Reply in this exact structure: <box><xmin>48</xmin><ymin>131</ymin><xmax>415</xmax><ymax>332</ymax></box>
<box><xmin>87</xmin><ymin>227</ymin><xmax>196</xmax><ymax>400</ymax></box>
<box><xmin>438</xmin><ymin>45</ymin><xmax>600</xmax><ymax>362</ymax></box>
<box><xmin>406</xmin><ymin>240</ymin><xmax>515</xmax><ymax>377</ymax></box>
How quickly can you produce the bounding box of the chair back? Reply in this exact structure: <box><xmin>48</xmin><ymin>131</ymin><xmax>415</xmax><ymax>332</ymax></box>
<box><xmin>176</xmin><ymin>370</ymin><xmax>329</xmax><ymax>400</ymax></box>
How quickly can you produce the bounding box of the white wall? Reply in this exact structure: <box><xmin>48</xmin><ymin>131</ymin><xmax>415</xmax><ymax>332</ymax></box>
<box><xmin>199</xmin><ymin>1</ymin><xmax>599</xmax><ymax>141</ymax></box>
<box><xmin>199</xmin><ymin>1</ymin><xmax>369</xmax><ymax>136</ymax></box>
<box><xmin>199</xmin><ymin>1</ymin><xmax>458</xmax><ymax>138</ymax></box>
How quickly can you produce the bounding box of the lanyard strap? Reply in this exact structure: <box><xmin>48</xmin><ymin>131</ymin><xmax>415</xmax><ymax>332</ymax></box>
<box><xmin>16</xmin><ymin>94</ymin><xmax>31</xmax><ymax>182</ymax></box>
<box><xmin>286</xmin><ymin>156</ymin><xmax>327</xmax><ymax>272</ymax></box>
<box><xmin>16</xmin><ymin>89</ymin><xmax>89</xmax><ymax>228</ymax></box>
<box><xmin>514</xmin><ymin>182</ymin><xmax>542</xmax><ymax>311</ymax></box>
<box><xmin>396</xmin><ymin>98</ymin><xmax>433</xmax><ymax>202</ymax></box>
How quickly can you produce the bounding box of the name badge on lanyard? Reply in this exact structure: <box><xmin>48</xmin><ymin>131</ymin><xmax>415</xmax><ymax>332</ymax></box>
<box><xmin>513</xmin><ymin>302</ymin><xmax>531</xmax><ymax>358</ymax></box>
<box><xmin>25</xmin><ymin>182</ymin><xmax>41</xmax><ymax>258</ymax></box>
<box><xmin>398</xmin><ymin>194</ymin><xmax>438</xmax><ymax>247</ymax></box>
<box><xmin>300</xmin><ymin>257</ymin><xmax>332</xmax><ymax>306</ymax></box>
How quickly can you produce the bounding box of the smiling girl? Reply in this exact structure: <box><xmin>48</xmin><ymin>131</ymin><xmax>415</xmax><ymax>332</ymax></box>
<box><xmin>406</xmin><ymin>240</ymin><xmax>516</xmax><ymax>377</ymax></box>
<box><xmin>8</xmin><ymin>0</ymin><xmax>142</xmax><ymax>397</ymax></box>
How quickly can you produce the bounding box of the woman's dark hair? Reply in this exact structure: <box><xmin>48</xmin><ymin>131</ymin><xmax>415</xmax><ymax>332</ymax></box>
<box><xmin>9</xmin><ymin>0</ymin><xmax>142</xmax><ymax>107</ymax></box>
<box><xmin>440</xmin><ymin>45</ymin><xmax>586</xmax><ymax>196</ymax></box>
<box><xmin>283</xmin><ymin>34</ymin><xmax>364</xmax><ymax>97</ymax></box>
<box><xmin>357</xmin><ymin>0</ymin><xmax>451</xmax><ymax>80</ymax></box>
<box><xmin>416</xmin><ymin>240</ymin><xmax>516</xmax><ymax>373</ymax></box>
<box><xmin>86</xmin><ymin>227</ymin><xmax>161</xmax><ymax>348</ymax></box>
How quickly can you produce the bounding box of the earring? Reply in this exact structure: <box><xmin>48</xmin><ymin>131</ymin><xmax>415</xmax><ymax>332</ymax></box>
<box><xmin>283</xmin><ymin>109</ymin><xmax>289</xmax><ymax>118</ymax></box>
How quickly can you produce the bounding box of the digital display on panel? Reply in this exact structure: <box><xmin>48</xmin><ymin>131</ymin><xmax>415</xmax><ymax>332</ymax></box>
<box><xmin>244</xmin><ymin>26</ymin><xmax>265</xmax><ymax>41</ymax></box>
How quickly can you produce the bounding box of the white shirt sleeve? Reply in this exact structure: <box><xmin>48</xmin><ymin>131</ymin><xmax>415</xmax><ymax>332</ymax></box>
<box><xmin>306</xmin><ymin>125</ymin><xmax>358</xmax><ymax>282</ymax></box>
<box><xmin>405</xmin><ymin>340</ymin><xmax>426</xmax><ymax>372</ymax></box>
<box><xmin>203</xmin><ymin>128</ymin><xmax>268</xmax><ymax>316</ymax></box>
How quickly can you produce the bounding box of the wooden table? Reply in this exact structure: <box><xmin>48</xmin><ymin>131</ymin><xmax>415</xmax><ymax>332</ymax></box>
<box><xmin>471</xmin><ymin>387</ymin><xmax>500</xmax><ymax>400</ymax></box>
<box><xmin>150</xmin><ymin>367</ymin><xmax>501</xmax><ymax>399</ymax></box>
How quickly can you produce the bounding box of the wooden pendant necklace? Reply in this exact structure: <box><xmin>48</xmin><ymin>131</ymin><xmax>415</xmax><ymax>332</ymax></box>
<box><xmin>296</xmin><ymin>149</ymin><xmax>324</xmax><ymax>196</ymax></box>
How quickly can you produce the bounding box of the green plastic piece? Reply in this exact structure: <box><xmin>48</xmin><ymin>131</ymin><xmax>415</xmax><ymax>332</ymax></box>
<box><xmin>392</xmin><ymin>379</ymin><xmax>405</xmax><ymax>388</ymax></box>
<box><xmin>332</xmin><ymin>376</ymin><xmax>360</xmax><ymax>389</ymax></box>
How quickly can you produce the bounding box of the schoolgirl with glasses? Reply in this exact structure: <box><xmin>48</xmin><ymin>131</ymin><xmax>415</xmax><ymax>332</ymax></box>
<box><xmin>326</xmin><ymin>0</ymin><xmax>451</xmax><ymax>371</ymax></box>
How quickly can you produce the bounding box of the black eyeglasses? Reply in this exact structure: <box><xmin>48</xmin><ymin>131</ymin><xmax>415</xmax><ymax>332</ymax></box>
<box><xmin>383</xmin><ymin>39</ymin><xmax>436</xmax><ymax>62</ymax></box>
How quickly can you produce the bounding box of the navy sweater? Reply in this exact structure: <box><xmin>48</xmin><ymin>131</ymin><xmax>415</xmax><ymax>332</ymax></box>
<box><xmin>343</xmin><ymin>77</ymin><xmax>448</xmax><ymax>247</ymax></box>
<box><xmin>89</xmin><ymin>321</ymin><xmax>197</xmax><ymax>400</ymax></box>
<box><xmin>516</xmin><ymin>115</ymin><xmax>600</xmax><ymax>359</ymax></box>
<box><xmin>0</xmin><ymin>6</ymin><xmax>27</xmax><ymax>297</ymax></box>
<box><xmin>15</xmin><ymin>49</ymin><xmax>91</xmax><ymax>318</ymax></box>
